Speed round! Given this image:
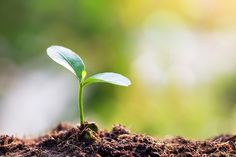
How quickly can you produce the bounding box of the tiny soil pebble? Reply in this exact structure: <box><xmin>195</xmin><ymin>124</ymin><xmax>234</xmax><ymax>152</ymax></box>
<box><xmin>0</xmin><ymin>122</ymin><xmax>236</xmax><ymax>157</ymax></box>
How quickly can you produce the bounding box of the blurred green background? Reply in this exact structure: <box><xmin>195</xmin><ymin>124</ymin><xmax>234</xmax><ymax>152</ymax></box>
<box><xmin>1</xmin><ymin>0</ymin><xmax>236</xmax><ymax>139</ymax></box>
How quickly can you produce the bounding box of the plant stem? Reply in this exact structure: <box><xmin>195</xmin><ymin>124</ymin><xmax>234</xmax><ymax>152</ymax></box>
<box><xmin>78</xmin><ymin>82</ymin><xmax>84</xmax><ymax>126</ymax></box>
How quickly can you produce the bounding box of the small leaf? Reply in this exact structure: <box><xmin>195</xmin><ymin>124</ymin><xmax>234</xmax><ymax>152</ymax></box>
<box><xmin>47</xmin><ymin>45</ymin><xmax>85</xmax><ymax>81</ymax></box>
<box><xmin>82</xmin><ymin>70</ymin><xmax>87</xmax><ymax>80</ymax></box>
<box><xmin>83</xmin><ymin>72</ymin><xmax>131</xmax><ymax>86</ymax></box>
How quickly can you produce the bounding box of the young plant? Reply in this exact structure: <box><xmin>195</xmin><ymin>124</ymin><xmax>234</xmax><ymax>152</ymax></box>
<box><xmin>47</xmin><ymin>45</ymin><xmax>131</xmax><ymax>126</ymax></box>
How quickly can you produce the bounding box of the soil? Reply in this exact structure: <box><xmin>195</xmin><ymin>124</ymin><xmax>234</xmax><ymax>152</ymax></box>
<box><xmin>0</xmin><ymin>122</ymin><xmax>236</xmax><ymax>157</ymax></box>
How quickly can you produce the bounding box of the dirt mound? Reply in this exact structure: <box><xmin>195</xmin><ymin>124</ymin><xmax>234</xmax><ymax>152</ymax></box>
<box><xmin>0</xmin><ymin>123</ymin><xmax>236</xmax><ymax>156</ymax></box>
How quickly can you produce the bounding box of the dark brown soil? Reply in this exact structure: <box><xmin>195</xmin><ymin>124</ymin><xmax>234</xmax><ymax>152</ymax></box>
<box><xmin>0</xmin><ymin>122</ymin><xmax>236</xmax><ymax>157</ymax></box>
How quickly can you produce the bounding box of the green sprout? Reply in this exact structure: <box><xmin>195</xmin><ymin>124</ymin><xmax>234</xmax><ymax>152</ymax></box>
<box><xmin>47</xmin><ymin>45</ymin><xmax>131</xmax><ymax>126</ymax></box>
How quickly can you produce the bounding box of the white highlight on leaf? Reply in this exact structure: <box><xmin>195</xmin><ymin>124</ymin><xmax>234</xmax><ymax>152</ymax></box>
<box><xmin>85</xmin><ymin>72</ymin><xmax>131</xmax><ymax>86</ymax></box>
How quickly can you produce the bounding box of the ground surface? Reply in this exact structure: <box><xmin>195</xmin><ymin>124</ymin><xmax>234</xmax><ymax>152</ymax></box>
<box><xmin>0</xmin><ymin>123</ymin><xmax>236</xmax><ymax>157</ymax></box>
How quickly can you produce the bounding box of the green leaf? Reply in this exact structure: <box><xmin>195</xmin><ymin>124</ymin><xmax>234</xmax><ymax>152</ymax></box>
<box><xmin>83</xmin><ymin>72</ymin><xmax>131</xmax><ymax>86</ymax></box>
<box><xmin>47</xmin><ymin>45</ymin><xmax>85</xmax><ymax>81</ymax></box>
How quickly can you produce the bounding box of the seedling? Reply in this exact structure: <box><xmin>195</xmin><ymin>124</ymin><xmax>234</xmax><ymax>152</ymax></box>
<box><xmin>47</xmin><ymin>45</ymin><xmax>131</xmax><ymax>126</ymax></box>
